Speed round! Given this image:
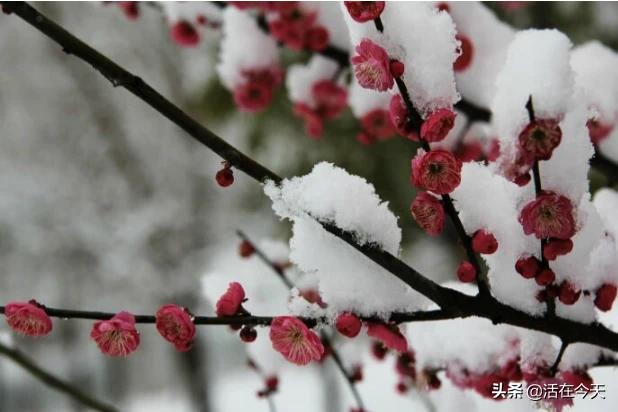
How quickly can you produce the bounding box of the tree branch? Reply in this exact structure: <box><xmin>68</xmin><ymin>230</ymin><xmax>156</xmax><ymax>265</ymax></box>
<box><xmin>5</xmin><ymin>1</ymin><xmax>618</xmax><ymax>355</ymax></box>
<box><xmin>0</xmin><ymin>341</ymin><xmax>119</xmax><ymax>412</ymax></box>
<box><xmin>372</xmin><ymin>14</ymin><xmax>490</xmax><ymax>299</ymax></box>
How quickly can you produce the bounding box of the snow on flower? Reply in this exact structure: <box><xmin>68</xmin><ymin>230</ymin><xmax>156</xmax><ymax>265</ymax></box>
<box><xmin>90</xmin><ymin>311</ymin><xmax>140</xmax><ymax>357</ymax></box>
<box><xmin>287</xmin><ymin>56</ymin><xmax>347</xmax><ymax>138</ymax></box>
<box><xmin>269</xmin><ymin>316</ymin><xmax>324</xmax><ymax>365</ymax></box>
<box><xmin>217</xmin><ymin>7</ymin><xmax>282</xmax><ymax>112</ymax></box>
<box><xmin>340</xmin><ymin>2</ymin><xmax>460</xmax><ymax>116</ymax></box>
<box><xmin>4</xmin><ymin>300</ymin><xmax>52</xmax><ymax>337</ymax></box>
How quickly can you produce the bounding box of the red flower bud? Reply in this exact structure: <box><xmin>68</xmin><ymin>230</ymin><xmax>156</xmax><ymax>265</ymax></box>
<box><xmin>535</xmin><ymin>268</ymin><xmax>555</xmax><ymax>286</ymax></box>
<box><xmin>515</xmin><ymin>256</ymin><xmax>540</xmax><ymax>279</ymax></box>
<box><xmin>595</xmin><ymin>283</ymin><xmax>617</xmax><ymax>312</ymax></box>
<box><xmin>472</xmin><ymin>230</ymin><xmax>499</xmax><ymax>255</ymax></box>
<box><xmin>335</xmin><ymin>312</ymin><xmax>362</xmax><ymax>338</ymax></box>
<box><xmin>543</xmin><ymin>238</ymin><xmax>573</xmax><ymax>261</ymax></box>
<box><xmin>457</xmin><ymin>261</ymin><xmax>476</xmax><ymax>283</ymax></box>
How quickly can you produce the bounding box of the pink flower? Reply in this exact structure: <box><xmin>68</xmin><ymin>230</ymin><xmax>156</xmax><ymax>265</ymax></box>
<box><xmin>456</xmin><ymin>261</ymin><xmax>476</xmax><ymax>283</ymax></box>
<box><xmin>312</xmin><ymin>80</ymin><xmax>348</xmax><ymax>120</ymax></box>
<box><xmin>454</xmin><ymin>34</ymin><xmax>474</xmax><ymax>72</ymax></box>
<box><xmin>411</xmin><ymin>149</ymin><xmax>462</xmax><ymax>194</ymax></box>
<box><xmin>155</xmin><ymin>304</ymin><xmax>196</xmax><ymax>352</ymax></box>
<box><xmin>269</xmin><ymin>316</ymin><xmax>324</xmax><ymax>365</ymax></box>
<box><xmin>501</xmin><ymin>148</ymin><xmax>535</xmax><ymax>185</ymax></box>
<box><xmin>455</xmin><ymin>141</ymin><xmax>483</xmax><ymax>163</ymax></box>
<box><xmin>306</xmin><ymin>26</ymin><xmax>329</xmax><ymax>52</ymax></box>
<box><xmin>344</xmin><ymin>1</ymin><xmax>385</xmax><ymax>22</ymax></box>
<box><xmin>366</xmin><ymin>322</ymin><xmax>407</xmax><ymax>352</ymax></box>
<box><xmin>233</xmin><ymin>68</ymin><xmax>283</xmax><ymax>113</ymax></box>
<box><xmin>515</xmin><ymin>255</ymin><xmax>540</xmax><ymax>279</ymax></box>
<box><xmin>335</xmin><ymin>313</ymin><xmax>362</xmax><ymax>338</ymax></box>
<box><xmin>170</xmin><ymin>20</ymin><xmax>200</xmax><ymax>47</ymax></box>
<box><xmin>118</xmin><ymin>2</ymin><xmax>139</xmax><ymax>20</ymax></box>
<box><xmin>595</xmin><ymin>283</ymin><xmax>617</xmax><ymax>311</ymax></box>
<box><xmin>360</xmin><ymin>109</ymin><xmax>395</xmax><ymax>140</ymax></box>
<box><xmin>352</xmin><ymin>39</ymin><xmax>394</xmax><ymax>92</ymax></box>
<box><xmin>543</xmin><ymin>238</ymin><xmax>573</xmax><ymax>260</ymax></box>
<box><xmin>90</xmin><ymin>312</ymin><xmax>140</xmax><ymax>357</ymax></box>
<box><xmin>558</xmin><ymin>282</ymin><xmax>581</xmax><ymax>305</ymax></box>
<box><xmin>389</xmin><ymin>94</ymin><xmax>419</xmax><ymax>140</ymax></box>
<box><xmin>471</xmin><ymin>230</ymin><xmax>498</xmax><ymax>254</ymax></box>
<box><xmin>216</xmin><ymin>282</ymin><xmax>246</xmax><ymax>317</ymax></box>
<box><xmin>587</xmin><ymin>118</ymin><xmax>614</xmax><ymax>145</ymax></box>
<box><xmin>268</xmin><ymin>6</ymin><xmax>322</xmax><ymax>51</ymax></box>
<box><xmin>294</xmin><ymin>103</ymin><xmax>324</xmax><ymax>138</ymax></box>
<box><xmin>518</xmin><ymin>119</ymin><xmax>562</xmax><ymax>161</ymax></box>
<box><xmin>4</xmin><ymin>300</ymin><xmax>52</xmax><ymax>337</ymax></box>
<box><xmin>519</xmin><ymin>192</ymin><xmax>576</xmax><ymax>239</ymax></box>
<box><xmin>410</xmin><ymin>192</ymin><xmax>445</xmax><ymax>235</ymax></box>
<box><xmin>420</xmin><ymin>109</ymin><xmax>456</xmax><ymax>142</ymax></box>
<box><xmin>233</xmin><ymin>82</ymin><xmax>273</xmax><ymax>113</ymax></box>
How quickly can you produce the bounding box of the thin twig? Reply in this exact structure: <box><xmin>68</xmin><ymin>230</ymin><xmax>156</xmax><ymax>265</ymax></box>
<box><xmin>6</xmin><ymin>1</ymin><xmax>618</xmax><ymax>353</ymax></box>
<box><xmin>549</xmin><ymin>340</ymin><xmax>569</xmax><ymax>375</ymax></box>
<box><xmin>234</xmin><ymin>230</ymin><xmax>367</xmax><ymax>411</ymax></box>
<box><xmin>0</xmin><ymin>341</ymin><xmax>119</xmax><ymax>412</ymax></box>
<box><xmin>372</xmin><ymin>13</ymin><xmax>490</xmax><ymax>299</ymax></box>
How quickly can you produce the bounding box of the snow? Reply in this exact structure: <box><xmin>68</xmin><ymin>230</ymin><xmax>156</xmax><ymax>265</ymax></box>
<box><xmin>348</xmin><ymin>77</ymin><xmax>391</xmax><ymax>118</ymax></box>
<box><xmin>216</xmin><ymin>7</ymin><xmax>280</xmax><ymax>90</ymax></box>
<box><xmin>340</xmin><ymin>2</ymin><xmax>460</xmax><ymax>116</ymax></box>
<box><xmin>446</xmin><ymin>1</ymin><xmax>515</xmax><ymax>107</ymax></box>
<box><xmin>492</xmin><ymin>29</ymin><xmax>574</xmax><ymax>144</ymax></box>
<box><xmin>160</xmin><ymin>2</ymin><xmax>222</xmax><ymax>24</ymax></box>
<box><xmin>451</xmin><ymin>163</ymin><xmax>544</xmax><ymax>314</ymax></box>
<box><xmin>265</xmin><ymin>162</ymin><xmax>426</xmax><ymax>316</ymax></box>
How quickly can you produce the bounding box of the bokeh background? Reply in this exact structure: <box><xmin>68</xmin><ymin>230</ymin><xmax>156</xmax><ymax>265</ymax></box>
<box><xmin>1</xmin><ymin>2</ymin><xmax>618</xmax><ymax>411</ymax></box>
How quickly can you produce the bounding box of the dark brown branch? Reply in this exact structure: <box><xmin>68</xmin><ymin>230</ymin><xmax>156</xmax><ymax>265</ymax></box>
<box><xmin>0</xmin><ymin>341</ymin><xmax>119</xmax><ymax>412</ymax></box>
<box><xmin>6</xmin><ymin>1</ymin><xmax>618</xmax><ymax>354</ymax></box>
<box><xmin>372</xmin><ymin>11</ymin><xmax>490</xmax><ymax>298</ymax></box>
<box><xmin>549</xmin><ymin>340</ymin><xmax>569</xmax><ymax>375</ymax></box>
<box><xmin>236</xmin><ymin>230</ymin><xmax>293</xmax><ymax>289</ymax></box>
<box><xmin>0</xmin><ymin>305</ymin><xmax>451</xmax><ymax>328</ymax></box>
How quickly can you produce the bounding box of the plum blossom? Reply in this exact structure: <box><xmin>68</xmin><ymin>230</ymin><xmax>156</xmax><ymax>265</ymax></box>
<box><xmin>595</xmin><ymin>283</ymin><xmax>617</xmax><ymax>311</ymax></box>
<box><xmin>170</xmin><ymin>20</ymin><xmax>200</xmax><ymax>47</ymax></box>
<box><xmin>269</xmin><ymin>316</ymin><xmax>324</xmax><ymax>365</ymax></box>
<box><xmin>90</xmin><ymin>312</ymin><xmax>140</xmax><ymax>357</ymax></box>
<box><xmin>366</xmin><ymin>322</ymin><xmax>407</xmax><ymax>352</ymax></box>
<box><xmin>343</xmin><ymin>1</ymin><xmax>385</xmax><ymax>23</ymax></box>
<box><xmin>518</xmin><ymin>118</ymin><xmax>562</xmax><ymax>160</ymax></box>
<box><xmin>233</xmin><ymin>67</ymin><xmax>283</xmax><ymax>113</ymax></box>
<box><xmin>420</xmin><ymin>109</ymin><xmax>456</xmax><ymax>142</ymax></box>
<box><xmin>352</xmin><ymin>39</ymin><xmax>394</xmax><ymax>92</ymax></box>
<box><xmin>411</xmin><ymin>149</ymin><xmax>462</xmax><ymax>194</ymax></box>
<box><xmin>335</xmin><ymin>312</ymin><xmax>362</xmax><ymax>338</ymax></box>
<box><xmin>410</xmin><ymin>192</ymin><xmax>445</xmax><ymax>236</ymax></box>
<box><xmin>4</xmin><ymin>300</ymin><xmax>52</xmax><ymax>337</ymax></box>
<box><xmin>519</xmin><ymin>192</ymin><xmax>576</xmax><ymax>239</ymax></box>
<box><xmin>216</xmin><ymin>282</ymin><xmax>246</xmax><ymax>317</ymax></box>
<box><xmin>155</xmin><ymin>304</ymin><xmax>196</xmax><ymax>352</ymax></box>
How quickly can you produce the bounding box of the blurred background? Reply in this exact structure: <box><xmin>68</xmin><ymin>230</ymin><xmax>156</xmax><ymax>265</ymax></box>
<box><xmin>1</xmin><ymin>2</ymin><xmax>618</xmax><ymax>411</ymax></box>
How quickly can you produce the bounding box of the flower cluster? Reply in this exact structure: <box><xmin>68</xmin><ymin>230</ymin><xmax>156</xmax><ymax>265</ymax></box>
<box><xmin>233</xmin><ymin>67</ymin><xmax>283</xmax><ymax>113</ymax></box>
<box><xmin>267</xmin><ymin>4</ymin><xmax>330</xmax><ymax>52</ymax></box>
<box><xmin>293</xmin><ymin>80</ymin><xmax>347</xmax><ymax>138</ymax></box>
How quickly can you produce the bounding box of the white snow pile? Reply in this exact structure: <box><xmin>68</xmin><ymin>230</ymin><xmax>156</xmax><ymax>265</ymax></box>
<box><xmin>216</xmin><ymin>7</ymin><xmax>279</xmax><ymax>90</ymax></box>
<box><xmin>348</xmin><ymin>76</ymin><xmax>392</xmax><ymax>119</ymax></box>
<box><xmin>160</xmin><ymin>2</ymin><xmax>222</xmax><ymax>25</ymax></box>
<box><xmin>451</xmin><ymin>163</ymin><xmax>544</xmax><ymax>315</ymax></box>
<box><xmin>265</xmin><ymin>162</ymin><xmax>425</xmax><ymax>317</ymax></box>
<box><xmin>340</xmin><ymin>2</ymin><xmax>460</xmax><ymax>116</ymax></box>
<box><xmin>445</xmin><ymin>1</ymin><xmax>515</xmax><ymax>107</ymax></box>
<box><xmin>492</xmin><ymin>29</ymin><xmax>573</xmax><ymax>144</ymax></box>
